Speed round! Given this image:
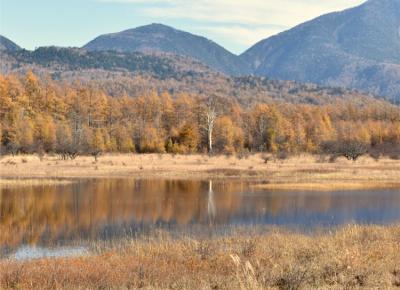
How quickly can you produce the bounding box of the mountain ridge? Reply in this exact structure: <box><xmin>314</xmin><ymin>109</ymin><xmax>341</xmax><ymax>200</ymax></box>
<box><xmin>83</xmin><ymin>23</ymin><xmax>251</xmax><ymax>76</ymax></box>
<box><xmin>0</xmin><ymin>35</ymin><xmax>21</xmax><ymax>51</ymax></box>
<box><xmin>2</xmin><ymin>0</ymin><xmax>400</xmax><ymax>102</ymax></box>
<box><xmin>1</xmin><ymin>46</ymin><xmax>384</xmax><ymax>107</ymax></box>
<box><xmin>240</xmin><ymin>0</ymin><xmax>400</xmax><ymax>103</ymax></box>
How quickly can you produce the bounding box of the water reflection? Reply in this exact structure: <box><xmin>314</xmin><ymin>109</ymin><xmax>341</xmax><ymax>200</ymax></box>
<box><xmin>12</xmin><ymin>246</ymin><xmax>88</xmax><ymax>260</ymax></box>
<box><xmin>1</xmin><ymin>179</ymin><xmax>400</xmax><ymax>253</ymax></box>
<box><xmin>207</xmin><ymin>180</ymin><xmax>216</xmax><ymax>224</ymax></box>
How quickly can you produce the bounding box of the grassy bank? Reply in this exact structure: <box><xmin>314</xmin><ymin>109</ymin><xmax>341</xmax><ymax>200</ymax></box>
<box><xmin>1</xmin><ymin>225</ymin><xmax>400</xmax><ymax>289</ymax></box>
<box><xmin>1</xmin><ymin>154</ymin><xmax>400</xmax><ymax>190</ymax></box>
<box><xmin>0</xmin><ymin>178</ymin><xmax>72</xmax><ymax>187</ymax></box>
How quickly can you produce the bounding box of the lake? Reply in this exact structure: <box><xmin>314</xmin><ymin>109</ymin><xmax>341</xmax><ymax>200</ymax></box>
<box><xmin>1</xmin><ymin>179</ymin><xmax>400</xmax><ymax>259</ymax></box>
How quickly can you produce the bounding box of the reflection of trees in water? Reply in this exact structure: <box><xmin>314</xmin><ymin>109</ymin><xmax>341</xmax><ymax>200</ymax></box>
<box><xmin>207</xmin><ymin>180</ymin><xmax>216</xmax><ymax>225</ymax></box>
<box><xmin>1</xmin><ymin>180</ymin><xmax>399</xmax><ymax>248</ymax></box>
<box><xmin>0</xmin><ymin>180</ymin><xmax>244</xmax><ymax>248</ymax></box>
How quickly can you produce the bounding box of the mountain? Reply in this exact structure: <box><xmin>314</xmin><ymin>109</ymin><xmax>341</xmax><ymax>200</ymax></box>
<box><xmin>83</xmin><ymin>23</ymin><xmax>250</xmax><ymax>76</ymax></box>
<box><xmin>0</xmin><ymin>35</ymin><xmax>21</xmax><ymax>51</ymax></box>
<box><xmin>241</xmin><ymin>0</ymin><xmax>400</xmax><ymax>103</ymax></box>
<box><xmin>3</xmin><ymin>2</ymin><xmax>400</xmax><ymax>103</ymax></box>
<box><xmin>0</xmin><ymin>46</ymin><xmax>213</xmax><ymax>79</ymax></box>
<box><xmin>1</xmin><ymin>47</ymin><xmax>381</xmax><ymax>106</ymax></box>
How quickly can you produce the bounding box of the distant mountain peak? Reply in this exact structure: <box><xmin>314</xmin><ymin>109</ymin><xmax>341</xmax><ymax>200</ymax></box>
<box><xmin>119</xmin><ymin>23</ymin><xmax>178</xmax><ymax>34</ymax></box>
<box><xmin>83</xmin><ymin>23</ymin><xmax>250</xmax><ymax>75</ymax></box>
<box><xmin>142</xmin><ymin>23</ymin><xmax>175</xmax><ymax>29</ymax></box>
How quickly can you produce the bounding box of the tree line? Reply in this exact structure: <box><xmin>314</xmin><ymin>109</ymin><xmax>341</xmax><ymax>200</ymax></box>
<box><xmin>1</xmin><ymin>72</ymin><xmax>400</xmax><ymax>160</ymax></box>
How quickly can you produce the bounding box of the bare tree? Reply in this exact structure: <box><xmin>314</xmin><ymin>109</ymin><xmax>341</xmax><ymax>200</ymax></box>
<box><xmin>320</xmin><ymin>139</ymin><xmax>368</xmax><ymax>161</ymax></box>
<box><xmin>201</xmin><ymin>99</ymin><xmax>217</xmax><ymax>153</ymax></box>
<box><xmin>340</xmin><ymin>140</ymin><xmax>368</xmax><ymax>161</ymax></box>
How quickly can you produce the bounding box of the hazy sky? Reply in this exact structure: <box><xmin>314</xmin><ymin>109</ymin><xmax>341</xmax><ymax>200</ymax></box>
<box><xmin>0</xmin><ymin>0</ymin><xmax>365</xmax><ymax>54</ymax></box>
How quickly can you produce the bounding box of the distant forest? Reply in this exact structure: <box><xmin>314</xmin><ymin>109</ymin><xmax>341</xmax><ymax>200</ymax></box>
<box><xmin>1</xmin><ymin>72</ymin><xmax>400</xmax><ymax>160</ymax></box>
<box><xmin>1</xmin><ymin>47</ymin><xmax>389</xmax><ymax>106</ymax></box>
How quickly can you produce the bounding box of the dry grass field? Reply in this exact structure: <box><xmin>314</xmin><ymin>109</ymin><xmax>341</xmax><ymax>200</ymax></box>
<box><xmin>1</xmin><ymin>225</ymin><xmax>400</xmax><ymax>289</ymax></box>
<box><xmin>1</xmin><ymin>153</ymin><xmax>400</xmax><ymax>190</ymax></box>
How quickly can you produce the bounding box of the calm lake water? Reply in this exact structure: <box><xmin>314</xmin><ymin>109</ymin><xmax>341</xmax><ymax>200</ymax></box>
<box><xmin>1</xmin><ymin>179</ymin><xmax>400</xmax><ymax>259</ymax></box>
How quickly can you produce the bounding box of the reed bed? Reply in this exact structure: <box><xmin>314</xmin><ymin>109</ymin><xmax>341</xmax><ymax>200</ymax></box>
<box><xmin>1</xmin><ymin>225</ymin><xmax>400</xmax><ymax>289</ymax></box>
<box><xmin>254</xmin><ymin>181</ymin><xmax>400</xmax><ymax>191</ymax></box>
<box><xmin>1</xmin><ymin>154</ymin><xmax>400</xmax><ymax>190</ymax></box>
<box><xmin>0</xmin><ymin>178</ymin><xmax>73</xmax><ymax>188</ymax></box>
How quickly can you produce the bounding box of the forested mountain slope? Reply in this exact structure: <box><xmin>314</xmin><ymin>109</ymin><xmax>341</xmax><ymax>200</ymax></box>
<box><xmin>241</xmin><ymin>0</ymin><xmax>400</xmax><ymax>103</ymax></box>
<box><xmin>0</xmin><ymin>47</ymin><xmax>381</xmax><ymax>106</ymax></box>
<box><xmin>84</xmin><ymin>23</ymin><xmax>250</xmax><ymax>76</ymax></box>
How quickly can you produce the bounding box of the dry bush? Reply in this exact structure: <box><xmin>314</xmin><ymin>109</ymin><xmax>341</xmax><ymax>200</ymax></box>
<box><xmin>315</xmin><ymin>154</ymin><xmax>327</xmax><ymax>163</ymax></box>
<box><xmin>237</xmin><ymin>150</ymin><xmax>250</xmax><ymax>160</ymax></box>
<box><xmin>1</xmin><ymin>225</ymin><xmax>400</xmax><ymax>290</ymax></box>
<box><xmin>240</xmin><ymin>239</ymin><xmax>257</xmax><ymax>258</ymax></box>
<box><xmin>206</xmin><ymin>168</ymin><xmax>244</xmax><ymax>177</ymax></box>
<box><xmin>261</xmin><ymin>155</ymin><xmax>271</xmax><ymax>164</ymax></box>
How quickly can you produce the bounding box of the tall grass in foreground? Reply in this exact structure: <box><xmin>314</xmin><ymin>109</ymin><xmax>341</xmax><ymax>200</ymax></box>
<box><xmin>1</xmin><ymin>225</ymin><xmax>400</xmax><ymax>289</ymax></box>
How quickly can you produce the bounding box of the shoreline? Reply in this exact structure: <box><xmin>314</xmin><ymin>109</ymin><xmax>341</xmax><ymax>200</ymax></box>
<box><xmin>1</xmin><ymin>153</ymin><xmax>400</xmax><ymax>190</ymax></box>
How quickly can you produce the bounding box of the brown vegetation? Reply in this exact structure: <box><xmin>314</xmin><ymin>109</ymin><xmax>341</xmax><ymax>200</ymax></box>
<box><xmin>1</xmin><ymin>48</ymin><xmax>391</xmax><ymax>106</ymax></box>
<box><xmin>1</xmin><ymin>225</ymin><xmax>400</xmax><ymax>289</ymax></box>
<box><xmin>1</xmin><ymin>72</ymin><xmax>400</xmax><ymax>159</ymax></box>
<box><xmin>1</xmin><ymin>154</ymin><xmax>400</xmax><ymax>189</ymax></box>
<box><xmin>0</xmin><ymin>178</ymin><xmax>71</xmax><ymax>187</ymax></box>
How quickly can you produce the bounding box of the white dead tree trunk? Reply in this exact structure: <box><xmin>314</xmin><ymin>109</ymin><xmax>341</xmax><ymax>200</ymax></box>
<box><xmin>202</xmin><ymin>104</ymin><xmax>217</xmax><ymax>153</ymax></box>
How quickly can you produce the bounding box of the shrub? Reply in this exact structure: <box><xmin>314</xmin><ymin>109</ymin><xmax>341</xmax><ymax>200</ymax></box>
<box><xmin>276</xmin><ymin>150</ymin><xmax>289</xmax><ymax>160</ymax></box>
<box><xmin>262</xmin><ymin>155</ymin><xmax>271</xmax><ymax>164</ymax></box>
<box><xmin>320</xmin><ymin>140</ymin><xmax>368</xmax><ymax>161</ymax></box>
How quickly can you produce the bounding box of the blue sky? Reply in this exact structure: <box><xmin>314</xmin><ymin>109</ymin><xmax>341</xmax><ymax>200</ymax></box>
<box><xmin>0</xmin><ymin>0</ymin><xmax>365</xmax><ymax>54</ymax></box>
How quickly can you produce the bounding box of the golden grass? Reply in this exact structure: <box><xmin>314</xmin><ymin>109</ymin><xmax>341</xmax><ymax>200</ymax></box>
<box><xmin>0</xmin><ymin>178</ymin><xmax>72</xmax><ymax>188</ymax></box>
<box><xmin>1</xmin><ymin>153</ymin><xmax>400</xmax><ymax>190</ymax></box>
<box><xmin>254</xmin><ymin>182</ymin><xmax>400</xmax><ymax>191</ymax></box>
<box><xmin>1</xmin><ymin>225</ymin><xmax>400</xmax><ymax>289</ymax></box>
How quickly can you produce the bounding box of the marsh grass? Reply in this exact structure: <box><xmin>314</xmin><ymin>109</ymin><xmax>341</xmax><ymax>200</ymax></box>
<box><xmin>254</xmin><ymin>182</ymin><xmax>400</xmax><ymax>191</ymax></box>
<box><xmin>1</xmin><ymin>154</ymin><xmax>400</xmax><ymax>190</ymax></box>
<box><xmin>1</xmin><ymin>225</ymin><xmax>400</xmax><ymax>289</ymax></box>
<box><xmin>0</xmin><ymin>178</ymin><xmax>72</xmax><ymax>188</ymax></box>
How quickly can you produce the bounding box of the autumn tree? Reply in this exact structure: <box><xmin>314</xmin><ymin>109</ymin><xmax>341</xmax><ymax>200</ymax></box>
<box><xmin>139</xmin><ymin>125</ymin><xmax>165</xmax><ymax>153</ymax></box>
<box><xmin>55</xmin><ymin>122</ymin><xmax>75</xmax><ymax>159</ymax></box>
<box><xmin>34</xmin><ymin>116</ymin><xmax>56</xmax><ymax>152</ymax></box>
<box><xmin>115</xmin><ymin>126</ymin><xmax>134</xmax><ymax>153</ymax></box>
<box><xmin>0</xmin><ymin>72</ymin><xmax>399</xmax><ymax>159</ymax></box>
<box><xmin>89</xmin><ymin>128</ymin><xmax>105</xmax><ymax>161</ymax></box>
<box><xmin>250</xmin><ymin>104</ymin><xmax>283</xmax><ymax>152</ymax></box>
<box><xmin>18</xmin><ymin>117</ymin><xmax>34</xmax><ymax>153</ymax></box>
<box><xmin>168</xmin><ymin>123</ymin><xmax>200</xmax><ymax>154</ymax></box>
<box><xmin>213</xmin><ymin>116</ymin><xmax>244</xmax><ymax>154</ymax></box>
<box><xmin>24</xmin><ymin>71</ymin><xmax>41</xmax><ymax>115</ymax></box>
